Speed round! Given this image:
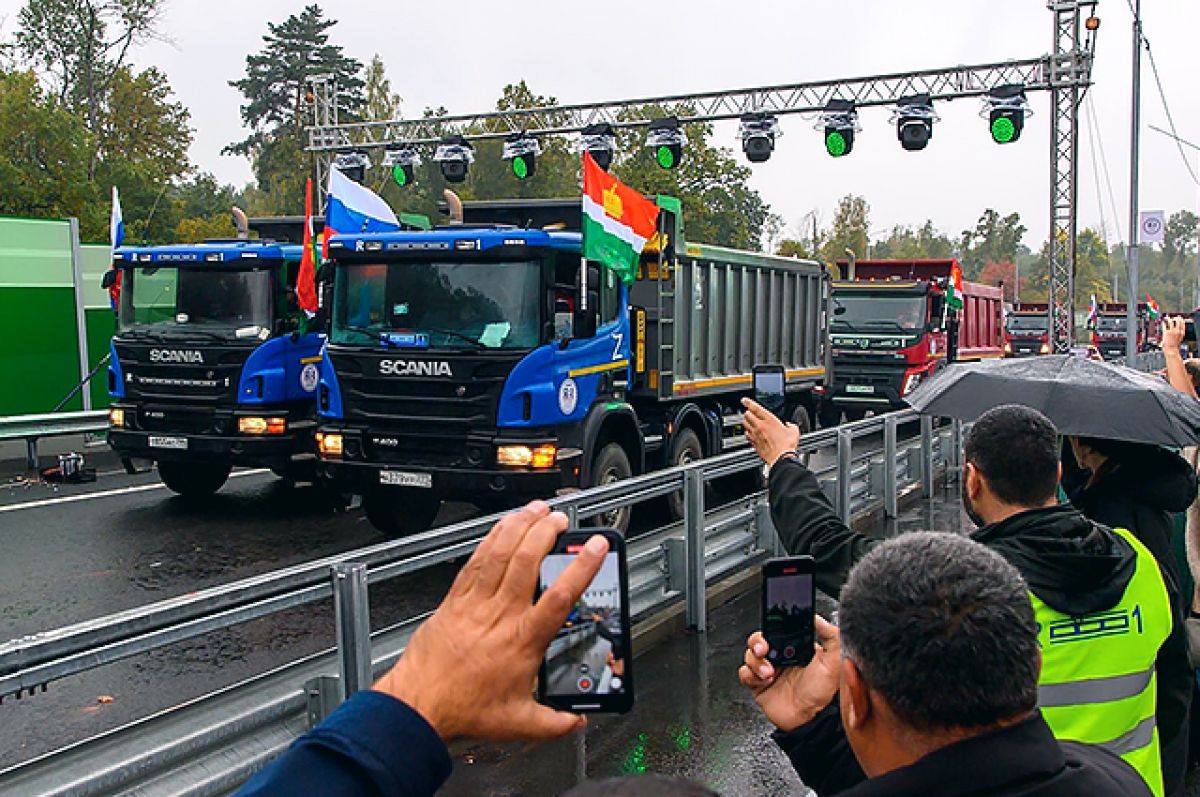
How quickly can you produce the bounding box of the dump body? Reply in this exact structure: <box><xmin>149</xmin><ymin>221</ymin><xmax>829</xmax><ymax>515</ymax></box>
<box><xmin>315</xmin><ymin>197</ymin><xmax>828</xmax><ymax>534</ymax></box>
<box><xmin>825</xmin><ymin>259</ymin><xmax>1003</xmax><ymax>418</ymax></box>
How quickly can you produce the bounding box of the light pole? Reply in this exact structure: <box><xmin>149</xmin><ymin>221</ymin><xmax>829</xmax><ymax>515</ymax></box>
<box><xmin>1125</xmin><ymin>0</ymin><xmax>1143</xmax><ymax>361</ymax></box>
<box><xmin>1148</xmin><ymin>124</ymin><xmax>1200</xmax><ymax>309</ymax></box>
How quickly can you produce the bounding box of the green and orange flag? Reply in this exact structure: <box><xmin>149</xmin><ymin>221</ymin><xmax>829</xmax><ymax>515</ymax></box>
<box><xmin>1147</xmin><ymin>295</ymin><xmax>1161</xmax><ymax>320</ymax></box>
<box><xmin>582</xmin><ymin>152</ymin><xmax>660</xmax><ymax>285</ymax></box>
<box><xmin>946</xmin><ymin>261</ymin><xmax>965</xmax><ymax>311</ymax></box>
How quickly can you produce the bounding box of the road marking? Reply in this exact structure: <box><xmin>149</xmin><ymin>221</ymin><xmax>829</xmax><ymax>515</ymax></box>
<box><xmin>0</xmin><ymin>469</ymin><xmax>272</xmax><ymax>514</ymax></box>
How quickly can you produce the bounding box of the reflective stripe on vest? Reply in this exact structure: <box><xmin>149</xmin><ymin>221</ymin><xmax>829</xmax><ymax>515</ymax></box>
<box><xmin>1030</xmin><ymin>526</ymin><xmax>1171</xmax><ymax>797</ymax></box>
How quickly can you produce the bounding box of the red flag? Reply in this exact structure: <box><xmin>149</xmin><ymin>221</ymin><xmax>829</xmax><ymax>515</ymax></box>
<box><xmin>297</xmin><ymin>177</ymin><xmax>319</xmax><ymax>314</ymax></box>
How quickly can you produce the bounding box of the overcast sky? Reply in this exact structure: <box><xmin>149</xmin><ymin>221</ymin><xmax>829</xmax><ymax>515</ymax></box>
<box><xmin>1</xmin><ymin>0</ymin><xmax>1196</xmax><ymax>248</ymax></box>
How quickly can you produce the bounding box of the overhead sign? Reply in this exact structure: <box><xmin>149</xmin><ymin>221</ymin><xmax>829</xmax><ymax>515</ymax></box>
<box><xmin>1140</xmin><ymin>210</ymin><xmax>1165</xmax><ymax>244</ymax></box>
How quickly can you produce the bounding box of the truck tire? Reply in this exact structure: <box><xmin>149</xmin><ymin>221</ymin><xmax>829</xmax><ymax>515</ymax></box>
<box><xmin>157</xmin><ymin>461</ymin><xmax>231</xmax><ymax>498</ymax></box>
<box><xmin>818</xmin><ymin>402</ymin><xmax>842</xmax><ymax>429</ymax></box>
<box><xmin>588</xmin><ymin>443</ymin><xmax>633</xmax><ymax>534</ymax></box>
<box><xmin>666</xmin><ymin>428</ymin><xmax>704</xmax><ymax>520</ymax></box>
<box><xmin>363</xmin><ymin>488</ymin><xmax>441</xmax><ymax>537</ymax></box>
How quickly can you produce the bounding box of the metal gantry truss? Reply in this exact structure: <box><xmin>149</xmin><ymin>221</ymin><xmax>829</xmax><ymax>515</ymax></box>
<box><xmin>307</xmin><ymin>3</ymin><xmax>1097</xmax><ymax>347</ymax></box>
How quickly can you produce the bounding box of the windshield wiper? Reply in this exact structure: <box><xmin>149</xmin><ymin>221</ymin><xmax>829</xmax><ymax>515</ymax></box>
<box><xmin>338</xmin><ymin>325</ymin><xmax>391</xmax><ymax>345</ymax></box>
<box><xmin>423</xmin><ymin>327</ymin><xmax>487</xmax><ymax>349</ymax></box>
<box><xmin>860</xmin><ymin>320</ymin><xmax>914</xmax><ymax>334</ymax></box>
<box><xmin>831</xmin><ymin>319</ymin><xmax>863</xmax><ymax>334</ymax></box>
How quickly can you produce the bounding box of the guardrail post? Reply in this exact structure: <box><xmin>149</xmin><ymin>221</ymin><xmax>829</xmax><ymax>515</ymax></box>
<box><xmin>332</xmin><ymin>563</ymin><xmax>372</xmax><ymax>700</ymax></box>
<box><xmin>754</xmin><ymin>496</ymin><xmax>782</xmax><ymax>556</ymax></box>
<box><xmin>920</xmin><ymin>415</ymin><xmax>935</xmax><ymax>498</ymax></box>
<box><xmin>26</xmin><ymin>439</ymin><xmax>38</xmax><ymax>470</ymax></box>
<box><xmin>836</xmin><ymin>429</ymin><xmax>852</xmax><ymax>522</ymax></box>
<box><xmin>884</xmin><ymin>416</ymin><xmax>899</xmax><ymax>518</ymax></box>
<box><xmin>566</xmin><ymin>504</ymin><xmax>580</xmax><ymax>528</ymax></box>
<box><xmin>950</xmin><ymin>419</ymin><xmax>964</xmax><ymax>481</ymax></box>
<box><xmin>684</xmin><ymin>467</ymin><xmax>706</xmax><ymax>631</ymax></box>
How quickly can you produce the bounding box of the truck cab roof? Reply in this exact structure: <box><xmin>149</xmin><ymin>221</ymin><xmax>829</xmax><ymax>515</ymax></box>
<box><xmin>327</xmin><ymin>227</ymin><xmax>581</xmax><ymax>256</ymax></box>
<box><xmin>114</xmin><ymin>241</ymin><xmax>302</xmax><ymax>264</ymax></box>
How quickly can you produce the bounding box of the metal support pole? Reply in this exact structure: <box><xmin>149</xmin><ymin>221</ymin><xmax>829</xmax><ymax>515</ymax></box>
<box><xmin>68</xmin><ymin>218</ymin><xmax>92</xmax><ymax>411</ymax></box>
<box><xmin>883</xmin><ymin>416</ymin><xmax>899</xmax><ymax>518</ymax></box>
<box><xmin>566</xmin><ymin>504</ymin><xmax>579</xmax><ymax>528</ymax></box>
<box><xmin>920</xmin><ymin>416</ymin><xmax>935</xmax><ymax>498</ymax></box>
<box><xmin>26</xmin><ymin>439</ymin><xmax>38</xmax><ymax>470</ymax></box>
<box><xmin>836</xmin><ymin>429</ymin><xmax>853</xmax><ymax>522</ymax></box>
<box><xmin>683</xmin><ymin>467</ymin><xmax>706</xmax><ymax>631</ymax></box>
<box><xmin>1126</xmin><ymin>0</ymin><xmax>1142</xmax><ymax>361</ymax></box>
<box><xmin>332</xmin><ymin>562</ymin><xmax>372</xmax><ymax>700</ymax></box>
<box><xmin>951</xmin><ymin>419</ymin><xmax>965</xmax><ymax>481</ymax></box>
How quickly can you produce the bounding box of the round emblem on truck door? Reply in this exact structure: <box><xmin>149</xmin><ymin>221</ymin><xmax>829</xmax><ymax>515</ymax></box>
<box><xmin>300</xmin><ymin>363</ymin><xmax>320</xmax><ymax>393</ymax></box>
<box><xmin>558</xmin><ymin>378</ymin><xmax>579</xmax><ymax>415</ymax></box>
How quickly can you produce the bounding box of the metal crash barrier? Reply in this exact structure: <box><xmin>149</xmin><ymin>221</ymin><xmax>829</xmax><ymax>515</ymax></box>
<box><xmin>0</xmin><ymin>410</ymin><xmax>109</xmax><ymax>468</ymax></box>
<box><xmin>0</xmin><ymin>409</ymin><xmax>959</xmax><ymax>797</ymax></box>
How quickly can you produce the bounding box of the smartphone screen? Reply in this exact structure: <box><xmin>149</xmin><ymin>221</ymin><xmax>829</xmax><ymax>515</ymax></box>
<box><xmin>753</xmin><ymin>365</ymin><xmax>786</xmax><ymax>417</ymax></box>
<box><xmin>762</xmin><ymin>557</ymin><xmax>815</xmax><ymax>668</ymax></box>
<box><xmin>538</xmin><ymin>530</ymin><xmax>633</xmax><ymax>713</ymax></box>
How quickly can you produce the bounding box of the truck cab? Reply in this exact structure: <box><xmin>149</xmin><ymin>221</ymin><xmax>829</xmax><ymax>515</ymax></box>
<box><xmin>823</xmin><ymin>259</ymin><xmax>1003</xmax><ymax>424</ymax></box>
<box><xmin>315</xmin><ymin>198</ymin><xmax>827</xmax><ymax>536</ymax></box>
<box><xmin>1091</xmin><ymin>303</ymin><xmax>1156</xmax><ymax>360</ymax></box>
<box><xmin>106</xmin><ymin>241</ymin><xmax>325</xmax><ymax>496</ymax></box>
<box><xmin>1004</xmin><ymin>303</ymin><xmax>1052</xmax><ymax>357</ymax></box>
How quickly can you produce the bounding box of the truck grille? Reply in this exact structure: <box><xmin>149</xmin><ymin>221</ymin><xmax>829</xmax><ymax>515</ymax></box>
<box><xmin>115</xmin><ymin>343</ymin><xmax>249</xmax><ymax>404</ymax></box>
<box><xmin>136</xmin><ymin>405</ymin><xmax>225</xmax><ymax>435</ymax></box>
<box><xmin>833</xmin><ymin>360</ymin><xmax>904</xmax><ymax>391</ymax></box>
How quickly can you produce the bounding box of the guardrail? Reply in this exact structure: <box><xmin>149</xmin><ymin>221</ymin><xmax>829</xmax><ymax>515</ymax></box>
<box><xmin>0</xmin><ymin>409</ymin><xmax>957</xmax><ymax>797</ymax></box>
<box><xmin>0</xmin><ymin>410</ymin><xmax>109</xmax><ymax>468</ymax></box>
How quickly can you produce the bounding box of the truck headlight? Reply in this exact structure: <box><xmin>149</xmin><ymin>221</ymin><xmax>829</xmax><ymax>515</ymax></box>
<box><xmin>1039</xmin><ymin>343</ymin><xmax>1051</xmax><ymax>354</ymax></box>
<box><xmin>109</xmin><ymin>407</ymin><xmax>125</xmax><ymax>428</ymax></box>
<box><xmin>239</xmin><ymin>416</ymin><xmax>286</xmax><ymax>435</ymax></box>
<box><xmin>497</xmin><ymin>444</ymin><xmax>557</xmax><ymax>469</ymax></box>
<box><xmin>1004</xmin><ymin>342</ymin><xmax>1012</xmax><ymax>354</ymax></box>
<box><xmin>317</xmin><ymin>432</ymin><xmax>343</xmax><ymax>457</ymax></box>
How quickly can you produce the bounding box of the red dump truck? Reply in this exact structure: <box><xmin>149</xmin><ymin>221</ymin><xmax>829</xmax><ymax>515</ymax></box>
<box><xmin>822</xmin><ymin>259</ymin><xmax>1004</xmax><ymax>424</ymax></box>
<box><xmin>1004</xmin><ymin>302</ymin><xmax>1053</xmax><ymax>357</ymax></box>
<box><xmin>1091</xmin><ymin>303</ymin><xmax>1160</xmax><ymax>360</ymax></box>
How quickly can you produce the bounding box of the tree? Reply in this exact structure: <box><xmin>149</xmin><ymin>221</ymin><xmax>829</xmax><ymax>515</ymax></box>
<box><xmin>363</xmin><ymin>54</ymin><xmax>400</xmax><ymax>122</ymax></box>
<box><xmin>16</xmin><ymin>0</ymin><xmax>165</xmax><ymax>138</ymax></box>
<box><xmin>959</xmin><ymin>209</ymin><xmax>1026</xmax><ymax>280</ymax></box>
<box><xmin>1023</xmin><ymin>228</ymin><xmax>1112</xmax><ymax>308</ymax></box>
<box><xmin>819</xmin><ymin>195</ymin><xmax>869</xmax><ymax>265</ymax></box>
<box><xmin>871</xmin><ymin>220</ymin><xmax>955</xmax><ymax>260</ymax></box>
<box><xmin>227</xmin><ymin>5</ymin><xmax>364</xmax><ymax>214</ymax></box>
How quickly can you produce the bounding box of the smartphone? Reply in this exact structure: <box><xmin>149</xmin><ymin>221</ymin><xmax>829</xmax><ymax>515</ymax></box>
<box><xmin>762</xmin><ymin>556</ymin><xmax>816</xmax><ymax>668</ymax></box>
<box><xmin>537</xmin><ymin>529</ymin><xmax>634</xmax><ymax>713</ymax></box>
<box><xmin>753</xmin><ymin>364</ymin><xmax>787</xmax><ymax>418</ymax></box>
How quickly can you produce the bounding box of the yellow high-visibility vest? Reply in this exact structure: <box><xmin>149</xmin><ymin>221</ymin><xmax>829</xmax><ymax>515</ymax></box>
<box><xmin>1031</xmin><ymin>526</ymin><xmax>1171</xmax><ymax>797</ymax></box>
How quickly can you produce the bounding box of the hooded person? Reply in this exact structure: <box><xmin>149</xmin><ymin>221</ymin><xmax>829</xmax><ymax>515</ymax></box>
<box><xmin>1062</xmin><ymin>437</ymin><xmax>1198</xmax><ymax>795</ymax></box>
<box><xmin>741</xmin><ymin>400</ymin><xmax>1173</xmax><ymax>797</ymax></box>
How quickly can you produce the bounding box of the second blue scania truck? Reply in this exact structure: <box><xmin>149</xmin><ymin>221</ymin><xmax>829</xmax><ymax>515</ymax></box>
<box><xmin>314</xmin><ymin>197</ymin><xmax>829</xmax><ymax>535</ymax></box>
<box><xmin>106</xmin><ymin>239</ymin><xmax>325</xmax><ymax>496</ymax></box>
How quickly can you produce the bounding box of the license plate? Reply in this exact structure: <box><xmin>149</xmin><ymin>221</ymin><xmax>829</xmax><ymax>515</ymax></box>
<box><xmin>379</xmin><ymin>470</ymin><xmax>433</xmax><ymax>489</ymax></box>
<box><xmin>148</xmin><ymin>435</ymin><xmax>189</xmax><ymax>450</ymax></box>
<box><xmin>845</xmin><ymin>385</ymin><xmax>875</xmax><ymax>395</ymax></box>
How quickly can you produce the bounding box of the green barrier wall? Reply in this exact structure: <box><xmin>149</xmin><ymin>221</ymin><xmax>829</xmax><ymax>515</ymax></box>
<box><xmin>0</xmin><ymin>217</ymin><xmax>112</xmax><ymax>415</ymax></box>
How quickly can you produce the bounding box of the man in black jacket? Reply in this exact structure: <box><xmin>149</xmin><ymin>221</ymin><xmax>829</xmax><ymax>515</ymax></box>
<box><xmin>742</xmin><ymin>399</ymin><xmax>1177</xmax><ymax>793</ymax></box>
<box><xmin>739</xmin><ymin>532</ymin><xmax>1151</xmax><ymax>796</ymax></box>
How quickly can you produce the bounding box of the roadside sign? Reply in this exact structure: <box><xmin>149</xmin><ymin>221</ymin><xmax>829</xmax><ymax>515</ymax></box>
<box><xmin>1140</xmin><ymin>210</ymin><xmax>1166</xmax><ymax>244</ymax></box>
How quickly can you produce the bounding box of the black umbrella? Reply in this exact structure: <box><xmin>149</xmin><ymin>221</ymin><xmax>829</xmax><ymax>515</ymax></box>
<box><xmin>905</xmin><ymin>355</ymin><xmax>1200</xmax><ymax>447</ymax></box>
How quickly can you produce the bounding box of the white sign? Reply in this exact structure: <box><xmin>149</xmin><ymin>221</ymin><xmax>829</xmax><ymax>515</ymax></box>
<box><xmin>1140</xmin><ymin>210</ymin><xmax>1166</xmax><ymax>244</ymax></box>
<box><xmin>299</xmin><ymin>363</ymin><xmax>320</xmax><ymax>393</ymax></box>
<box><xmin>558</xmin><ymin>377</ymin><xmax>579</xmax><ymax>415</ymax></box>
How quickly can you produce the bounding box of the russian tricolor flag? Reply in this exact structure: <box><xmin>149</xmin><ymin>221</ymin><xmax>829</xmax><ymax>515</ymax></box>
<box><xmin>110</xmin><ymin>186</ymin><xmax>124</xmax><ymax>249</ymax></box>
<box><xmin>322</xmin><ymin>166</ymin><xmax>401</xmax><ymax>256</ymax></box>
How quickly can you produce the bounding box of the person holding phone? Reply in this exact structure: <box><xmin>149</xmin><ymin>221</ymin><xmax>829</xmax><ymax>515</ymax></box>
<box><xmin>739</xmin><ymin>532</ymin><xmax>1151</xmax><ymax>796</ymax></box>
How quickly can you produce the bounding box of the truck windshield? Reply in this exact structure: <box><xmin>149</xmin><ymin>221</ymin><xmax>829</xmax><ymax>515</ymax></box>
<box><xmin>331</xmin><ymin>260</ymin><xmax>542</xmax><ymax>350</ymax></box>
<box><xmin>1007</xmin><ymin>315</ymin><xmax>1049</xmax><ymax>332</ymax></box>
<box><xmin>1097</xmin><ymin>316</ymin><xmax>1127</xmax><ymax>332</ymax></box>
<box><xmin>118</xmin><ymin>265</ymin><xmax>274</xmax><ymax>339</ymax></box>
<box><xmin>832</xmin><ymin>294</ymin><xmax>926</xmax><ymax>332</ymax></box>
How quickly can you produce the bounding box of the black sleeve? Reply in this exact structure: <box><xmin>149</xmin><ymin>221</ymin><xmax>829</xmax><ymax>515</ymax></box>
<box><xmin>772</xmin><ymin>701</ymin><xmax>866</xmax><ymax>795</ymax></box>
<box><xmin>767</xmin><ymin>457</ymin><xmax>878</xmax><ymax>598</ymax></box>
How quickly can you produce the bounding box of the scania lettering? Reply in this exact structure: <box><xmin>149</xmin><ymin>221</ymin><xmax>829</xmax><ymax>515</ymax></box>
<box><xmin>822</xmin><ymin>259</ymin><xmax>1003</xmax><ymax>424</ymax></box>
<box><xmin>106</xmin><ymin>240</ymin><xmax>326</xmax><ymax>497</ymax></box>
<box><xmin>317</xmin><ymin>197</ymin><xmax>829</xmax><ymax>536</ymax></box>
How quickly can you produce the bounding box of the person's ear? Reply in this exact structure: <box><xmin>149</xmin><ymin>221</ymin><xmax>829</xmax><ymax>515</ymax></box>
<box><xmin>841</xmin><ymin>657</ymin><xmax>872</xmax><ymax>731</ymax></box>
<box><xmin>964</xmin><ymin>462</ymin><xmax>983</xmax><ymax>500</ymax></box>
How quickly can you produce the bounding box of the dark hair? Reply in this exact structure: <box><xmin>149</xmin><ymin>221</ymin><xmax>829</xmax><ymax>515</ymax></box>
<box><xmin>1076</xmin><ymin>436</ymin><xmax>1158</xmax><ymax>464</ymax></box>
<box><xmin>963</xmin><ymin>404</ymin><xmax>1059</xmax><ymax>506</ymax></box>
<box><xmin>1185</xmin><ymin>360</ymin><xmax>1200</xmax><ymax>391</ymax></box>
<box><xmin>562</xmin><ymin>776</ymin><xmax>722</xmax><ymax>796</ymax></box>
<box><xmin>839</xmin><ymin>532</ymin><xmax>1039</xmax><ymax>732</ymax></box>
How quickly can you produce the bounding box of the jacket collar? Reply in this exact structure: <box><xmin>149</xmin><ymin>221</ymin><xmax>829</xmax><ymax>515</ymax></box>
<box><xmin>843</xmin><ymin>712</ymin><xmax>1064</xmax><ymax>797</ymax></box>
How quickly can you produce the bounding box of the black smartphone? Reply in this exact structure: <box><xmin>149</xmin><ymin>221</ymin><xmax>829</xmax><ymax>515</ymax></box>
<box><xmin>762</xmin><ymin>556</ymin><xmax>816</xmax><ymax>668</ymax></box>
<box><xmin>537</xmin><ymin>529</ymin><xmax>633</xmax><ymax>714</ymax></box>
<box><xmin>753</xmin><ymin>364</ymin><xmax>787</xmax><ymax>418</ymax></box>
<box><xmin>1186</xmin><ymin>312</ymin><xmax>1199</xmax><ymax>343</ymax></box>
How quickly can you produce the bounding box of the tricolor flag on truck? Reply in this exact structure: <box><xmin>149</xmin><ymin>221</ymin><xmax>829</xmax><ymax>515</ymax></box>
<box><xmin>322</xmin><ymin>166</ymin><xmax>401</xmax><ymax>257</ymax></box>
<box><xmin>581</xmin><ymin>152</ymin><xmax>660</xmax><ymax>285</ymax></box>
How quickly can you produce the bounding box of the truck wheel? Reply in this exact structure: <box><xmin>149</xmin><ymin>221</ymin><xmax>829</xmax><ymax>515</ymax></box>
<box><xmin>818</xmin><ymin>403</ymin><xmax>842</xmax><ymax>429</ymax></box>
<box><xmin>666</xmin><ymin>428</ymin><xmax>704</xmax><ymax>520</ymax></box>
<box><xmin>588</xmin><ymin>444</ymin><xmax>633</xmax><ymax>533</ymax></box>
<box><xmin>363</xmin><ymin>488</ymin><xmax>441</xmax><ymax>537</ymax></box>
<box><xmin>157</xmin><ymin>461</ymin><xmax>231</xmax><ymax>498</ymax></box>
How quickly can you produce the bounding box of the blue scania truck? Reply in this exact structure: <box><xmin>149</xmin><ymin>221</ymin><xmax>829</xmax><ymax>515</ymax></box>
<box><xmin>106</xmin><ymin>239</ymin><xmax>325</xmax><ymax>496</ymax></box>
<box><xmin>314</xmin><ymin>197</ymin><xmax>829</xmax><ymax>535</ymax></box>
